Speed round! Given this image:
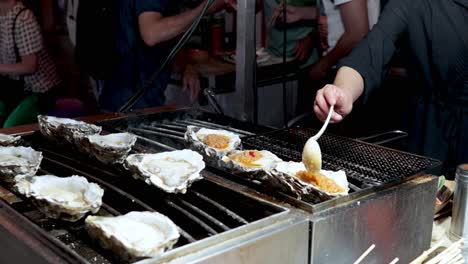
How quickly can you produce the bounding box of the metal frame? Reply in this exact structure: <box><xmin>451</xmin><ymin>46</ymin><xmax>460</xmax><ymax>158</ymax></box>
<box><xmin>235</xmin><ymin>0</ymin><xmax>257</xmax><ymax>123</ymax></box>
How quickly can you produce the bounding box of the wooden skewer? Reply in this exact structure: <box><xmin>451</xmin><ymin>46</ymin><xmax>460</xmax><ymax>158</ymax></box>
<box><xmin>425</xmin><ymin>239</ymin><xmax>464</xmax><ymax>264</ymax></box>
<box><xmin>353</xmin><ymin>244</ymin><xmax>376</xmax><ymax>264</ymax></box>
<box><xmin>389</xmin><ymin>258</ymin><xmax>399</xmax><ymax>264</ymax></box>
<box><xmin>410</xmin><ymin>240</ymin><xmax>447</xmax><ymax>264</ymax></box>
<box><xmin>268</xmin><ymin>0</ymin><xmax>284</xmax><ymax>29</ymax></box>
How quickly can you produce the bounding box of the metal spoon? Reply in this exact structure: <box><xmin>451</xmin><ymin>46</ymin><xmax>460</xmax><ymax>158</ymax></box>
<box><xmin>302</xmin><ymin>105</ymin><xmax>334</xmax><ymax>172</ymax></box>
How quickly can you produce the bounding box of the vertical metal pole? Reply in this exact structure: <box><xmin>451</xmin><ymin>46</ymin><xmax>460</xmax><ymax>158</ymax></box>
<box><xmin>236</xmin><ymin>0</ymin><xmax>257</xmax><ymax>122</ymax></box>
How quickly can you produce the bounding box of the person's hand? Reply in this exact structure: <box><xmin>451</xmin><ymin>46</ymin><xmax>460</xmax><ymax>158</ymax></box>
<box><xmin>225</xmin><ymin>0</ymin><xmax>237</xmax><ymax>11</ymax></box>
<box><xmin>206</xmin><ymin>0</ymin><xmax>237</xmax><ymax>14</ymax></box>
<box><xmin>314</xmin><ymin>84</ymin><xmax>353</xmax><ymax>123</ymax></box>
<box><xmin>309</xmin><ymin>60</ymin><xmax>329</xmax><ymax>81</ymax></box>
<box><xmin>282</xmin><ymin>6</ymin><xmax>304</xmax><ymax>24</ymax></box>
<box><xmin>294</xmin><ymin>35</ymin><xmax>314</xmax><ymax>63</ymax></box>
<box><xmin>278</xmin><ymin>6</ymin><xmax>315</xmax><ymax>24</ymax></box>
<box><xmin>183</xmin><ymin>65</ymin><xmax>201</xmax><ymax>102</ymax></box>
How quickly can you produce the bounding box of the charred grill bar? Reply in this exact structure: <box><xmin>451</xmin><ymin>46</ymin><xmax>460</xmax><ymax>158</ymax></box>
<box><xmin>0</xmin><ymin>108</ymin><xmax>441</xmax><ymax>263</ymax></box>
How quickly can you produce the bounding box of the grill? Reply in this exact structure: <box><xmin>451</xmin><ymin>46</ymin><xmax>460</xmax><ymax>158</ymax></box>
<box><xmin>0</xmin><ymin>109</ymin><xmax>442</xmax><ymax>264</ymax></box>
<box><xmin>242</xmin><ymin>128</ymin><xmax>442</xmax><ymax>188</ymax></box>
<box><xmin>0</xmin><ymin>132</ymin><xmax>286</xmax><ymax>264</ymax></box>
<box><xmin>103</xmin><ymin>109</ymin><xmax>441</xmax><ymax>205</ymax></box>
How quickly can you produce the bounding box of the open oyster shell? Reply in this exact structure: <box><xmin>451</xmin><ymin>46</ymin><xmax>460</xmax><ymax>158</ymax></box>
<box><xmin>85</xmin><ymin>211</ymin><xmax>180</xmax><ymax>261</ymax></box>
<box><xmin>0</xmin><ymin>133</ymin><xmax>21</xmax><ymax>146</ymax></box>
<box><xmin>78</xmin><ymin>133</ymin><xmax>137</xmax><ymax>164</ymax></box>
<box><xmin>15</xmin><ymin>175</ymin><xmax>104</xmax><ymax>222</ymax></box>
<box><xmin>124</xmin><ymin>150</ymin><xmax>205</xmax><ymax>194</ymax></box>
<box><xmin>38</xmin><ymin>115</ymin><xmax>102</xmax><ymax>144</ymax></box>
<box><xmin>272</xmin><ymin>161</ymin><xmax>349</xmax><ymax>199</ymax></box>
<box><xmin>0</xmin><ymin>146</ymin><xmax>42</xmax><ymax>182</ymax></box>
<box><xmin>184</xmin><ymin>126</ymin><xmax>241</xmax><ymax>160</ymax></box>
<box><xmin>221</xmin><ymin>150</ymin><xmax>282</xmax><ymax>175</ymax></box>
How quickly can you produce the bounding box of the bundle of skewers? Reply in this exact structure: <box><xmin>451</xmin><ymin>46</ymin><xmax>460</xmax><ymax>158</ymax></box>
<box><xmin>410</xmin><ymin>239</ymin><xmax>465</xmax><ymax>264</ymax></box>
<box><xmin>353</xmin><ymin>239</ymin><xmax>465</xmax><ymax>264</ymax></box>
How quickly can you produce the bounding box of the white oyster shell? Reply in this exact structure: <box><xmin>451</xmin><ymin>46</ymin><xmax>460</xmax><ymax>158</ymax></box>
<box><xmin>124</xmin><ymin>150</ymin><xmax>205</xmax><ymax>194</ymax></box>
<box><xmin>78</xmin><ymin>133</ymin><xmax>137</xmax><ymax>164</ymax></box>
<box><xmin>273</xmin><ymin>161</ymin><xmax>349</xmax><ymax>198</ymax></box>
<box><xmin>222</xmin><ymin>150</ymin><xmax>282</xmax><ymax>174</ymax></box>
<box><xmin>15</xmin><ymin>175</ymin><xmax>104</xmax><ymax>222</ymax></box>
<box><xmin>184</xmin><ymin>126</ymin><xmax>241</xmax><ymax>160</ymax></box>
<box><xmin>85</xmin><ymin>211</ymin><xmax>180</xmax><ymax>261</ymax></box>
<box><xmin>0</xmin><ymin>133</ymin><xmax>21</xmax><ymax>146</ymax></box>
<box><xmin>0</xmin><ymin>146</ymin><xmax>42</xmax><ymax>181</ymax></box>
<box><xmin>38</xmin><ymin>115</ymin><xmax>102</xmax><ymax>144</ymax></box>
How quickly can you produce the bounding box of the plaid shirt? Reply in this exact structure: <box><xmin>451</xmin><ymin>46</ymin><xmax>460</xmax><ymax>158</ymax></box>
<box><xmin>0</xmin><ymin>3</ymin><xmax>61</xmax><ymax>93</ymax></box>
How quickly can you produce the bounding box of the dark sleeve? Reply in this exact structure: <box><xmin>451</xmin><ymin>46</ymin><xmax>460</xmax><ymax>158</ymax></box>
<box><xmin>337</xmin><ymin>0</ymin><xmax>414</xmax><ymax>102</ymax></box>
<box><xmin>135</xmin><ymin>0</ymin><xmax>170</xmax><ymax>16</ymax></box>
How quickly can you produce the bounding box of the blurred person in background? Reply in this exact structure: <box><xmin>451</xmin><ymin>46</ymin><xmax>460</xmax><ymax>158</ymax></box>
<box><xmin>282</xmin><ymin>0</ymin><xmax>380</xmax><ymax>82</ymax></box>
<box><xmin>99</xmin><ymin>0</ymin><xmax>227</xmax><ymax>112</ymax></box>
<box><xmin>313</xmin><ymin>0</ymin><xmax>468</xmax><ymax>176</ymax></box>
<box><xmin>0</xmin><ymin>0</ymin><xmax>62</xmax><ymax>128</ymax></box>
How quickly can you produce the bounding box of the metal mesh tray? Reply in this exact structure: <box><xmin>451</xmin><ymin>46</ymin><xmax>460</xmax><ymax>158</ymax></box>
<box><xmin>242</xmin><ymin>128</ymin><xmax>441</xmax><ymax>186</ymax></box>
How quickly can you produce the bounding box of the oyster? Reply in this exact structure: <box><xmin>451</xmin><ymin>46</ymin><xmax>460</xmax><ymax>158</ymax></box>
<box><xmin>273</xmin><ymin>161</ymin><xmax>349</xmax><ymax>198</ymax></box>
<box><xmin>185</xmin><ymin>126</ymin><xmax>241</xmax><ymax>159</ymax></box>
<box><xmin>85</xmin><ymin>211</ymin><xmax>180</xmax><ymax>261</ymax></box>
<box><xmin>0</xmin><ymin>133</ymin><xmax>21</xmax><ymax>146</ymax></box>
<box><xmin>222</xmin><ymin>150</ymin><xmax>282</xmax><ymax>173</ymax></box>
<box><xmin>79</xmin><ymin>133</ymin><xmax>137</xmax><ymax>164</ymax></box>
<box><xmin>124</xmin><ymin>150</ymin><xmax>205</xmax><ymax>194</ymax></box>
<box><xmin>15</xmin><ymin>175</ymin><xmax>104</xmax><ymax>222</ymax></box>
<box><xmin>38</xmin><ymin>115</ymin><xmax>102</xmax><ymax>144</ymax></box>
<box><xmin>0</xmin><ymin>146</ymin><xmax>42</xmax><ymax>181</ymax></box>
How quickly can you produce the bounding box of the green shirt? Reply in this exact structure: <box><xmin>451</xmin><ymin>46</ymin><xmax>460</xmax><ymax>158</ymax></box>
<box><xmin>264</xmin><ymin>0</ymin><xmax>319</xmax><ymax>68</ymax></box>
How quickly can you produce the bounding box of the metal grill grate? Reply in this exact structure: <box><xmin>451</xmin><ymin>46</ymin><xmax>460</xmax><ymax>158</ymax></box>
<box><xmin>242</xmin><ymin>128</ymin><xmax>441</xmax><ymax>186</ymax></box>
<box><xmin>0</xmin><ymin>132</ymin><xmax>285</xmax><ymax>264</ymax></box>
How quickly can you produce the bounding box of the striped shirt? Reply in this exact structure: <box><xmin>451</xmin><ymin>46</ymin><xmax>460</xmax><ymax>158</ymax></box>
<box><xmin>0</xmin><ymin>3</ymin><xmax>61</xmax><ymax>93</ymax></box>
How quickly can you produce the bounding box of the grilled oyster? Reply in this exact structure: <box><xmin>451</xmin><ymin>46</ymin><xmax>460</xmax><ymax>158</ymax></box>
<box><xmin>0</xmin><ymin>147</ymin><xmax>42</xmax><ymax>182</ymax></box>
<box><xmin>124</xmin><ymin>150</ymin><xmax>205</xmax><ymax>194</ymax></box>
<box><xmin>273</xmin><ymin>161</ymin><xmax>349</xmax><ymax>198</ymax></box>
<box><xmin>38</xmin><ymin>115</ymin><xmax>102</xmax><ymax>144</ymax></box>
<box><xmin>0</xmin><ymin>133</ymin><xmax>21</xmax><ymax>146</ymax></box>
<box><xmin>185</xmin><ymin>126</ymin><xmax>241</xmax><ymax>159</ymax></box>
<box><xmin>15</xmin><ymin>175</ymin><xmax>104</xmax><ymax>222</ymax></box>
<box><xmin>79</xmin><ymin>133</ymin><xmax>137</xmax><ymax>164</ymax></box>
<box><xmin>222</xmin><ymin>150</ymin><xmax>282</xmax><ymax>173</ymax></box>
<box><xmin>85</xmin><ymin>211</ymin><xmax>180</xmax><ymax>261</ymax></box>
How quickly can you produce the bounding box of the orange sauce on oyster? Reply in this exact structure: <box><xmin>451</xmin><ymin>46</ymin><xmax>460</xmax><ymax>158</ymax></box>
<box><xmin>203</xmin><ymin>134</ymin><xmax>230</xmax><ymax>150</ymax></box>
<box><xmin>230</xmin><ymin>150</ymin><xmax>263</xmax><ymax>167</ymax></box>
<box><xmin>296</xmin><ymin>170</ymin><xmax>345</xmax><ymax>194</ymax></box>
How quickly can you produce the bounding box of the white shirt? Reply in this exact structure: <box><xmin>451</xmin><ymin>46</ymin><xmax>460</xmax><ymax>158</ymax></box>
<box><xmin>322</xmin><ymin>0</ymin><xmax>380</xmax><ymax>53</ymax></box>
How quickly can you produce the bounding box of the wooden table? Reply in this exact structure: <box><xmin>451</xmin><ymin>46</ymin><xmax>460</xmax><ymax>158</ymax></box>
<box><xmin>0</xmin><ymin>105</ymin><xmax>183</xmax><ymax>135</ymax></box>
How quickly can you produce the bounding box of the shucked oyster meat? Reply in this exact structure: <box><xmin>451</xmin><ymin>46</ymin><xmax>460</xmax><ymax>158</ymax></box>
<box><xmin>38</xmin><ymin>115</ymin><xmax>102</xmax><ymax>144</ymax></box>
<box><xmin>222</xmin><ymin>150</ymin><xmax>282</xmax><ymax>173</ymax></box>
<box><xmin>273</xmin><ymin>161</ymin><xmax>349</xmax><ymax>198</ymax></box>
<box><xmin>185</xmin><ymin>126</ymin><xmax>241</xmax><ymax>159</ymax></box>
<box><xmin>0</xmin><ymin>146</ymin><xmax>42</xmax><ymax>181</ymax></box>
<box><xmin>0</xmin><ymin>133</ymin><xmax>21</xmax><ymax>146</ymax></box>
<box><xmin>78</xmin><ymin>133</ymin><xmax>137</xmax><ymax>164</ymax></box>
<box><xmin>15</xmin><ymin>175</ymin><xmax>104</xmax><ymax>222</ymax></box>
<box><xmin>124</xmin><ymin>150</ymin><xmax>205</xmax><ymax>194</ymax></box>
<box><xmin>85</xmin><ymin>211</ymin><xmax>180</xmax><ymax>261</ymax></box>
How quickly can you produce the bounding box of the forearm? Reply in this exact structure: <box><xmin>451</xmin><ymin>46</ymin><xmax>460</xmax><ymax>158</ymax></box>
<box><xmin>319</xmin><ymin>32</ymin><xmax>361</xmax><ymax>70</ymax></box>
<box><xmin>141</xmin><ymin>5</ymin><xmax>203</xmax><ymax>46</ymax></box>
<box><xmin>0</xmin><ymin>62</ymin><xmax>37</xmax><ymax>75</ymax></box>
<box><xmin>334</xmin><ymin>66</ymin><xmax>364</xmax><ymax>102</ymax></box>
<box><xmin>299</xmin><ymin>6</ymin><xmax>317</xmax><ymax>20</ymax></box>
